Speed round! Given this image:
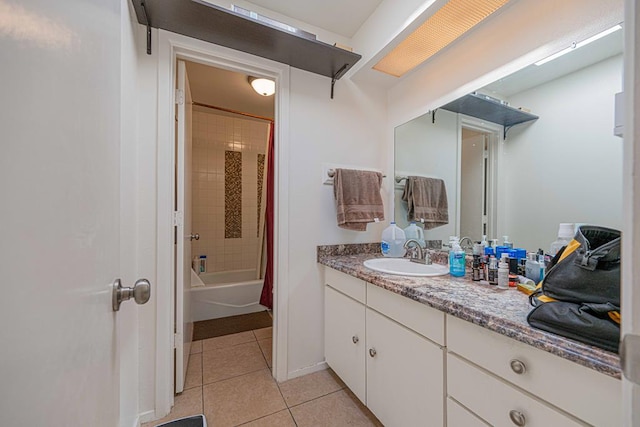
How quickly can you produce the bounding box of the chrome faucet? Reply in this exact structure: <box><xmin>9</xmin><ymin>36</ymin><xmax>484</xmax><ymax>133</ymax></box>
<box><xmin>459</xmin><ymin>236</ymin><xmax>474</xmax><ymax>253</ymax></box>
<box><xmin>404</xmin><ymin>239</ymin><xmax>432</xmax><ymax>265</ymax></box>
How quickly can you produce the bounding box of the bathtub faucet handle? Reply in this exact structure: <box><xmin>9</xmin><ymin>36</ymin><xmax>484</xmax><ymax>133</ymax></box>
<box><xmin>190</xmin><ymin>233</ymin><xmax>200</xmax><ymax>241</ymax></box>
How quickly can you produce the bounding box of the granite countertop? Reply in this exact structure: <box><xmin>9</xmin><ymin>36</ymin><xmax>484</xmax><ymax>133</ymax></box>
<box><xmin>317</xmin><ymin>244</ymin><xmax>621</xmax><ymax>379</ymax></box>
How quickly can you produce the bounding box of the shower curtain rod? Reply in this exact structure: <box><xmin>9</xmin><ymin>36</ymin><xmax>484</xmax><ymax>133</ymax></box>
<box><xmin>192</xmin><ymin>101</ymin><xmax>274</xmax><ymax>122</ymax></box>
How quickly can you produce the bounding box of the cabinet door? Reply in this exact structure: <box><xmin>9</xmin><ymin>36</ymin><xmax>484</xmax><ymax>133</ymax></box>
<box><xmin>324</xmin><ymin>286</ymin><xmax>366</xmax><ymax>402</ymax></box>
<box><xmin>366</xmin><ymin>308</ymin><xmax>444</xmax><ymax>427</ymax></box>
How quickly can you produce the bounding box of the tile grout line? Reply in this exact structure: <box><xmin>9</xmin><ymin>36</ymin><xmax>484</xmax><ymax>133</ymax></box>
<box><xmin>202</xmin><ymin>365</ymin><xmax>269</xmax><ymax>388</ymax></box>
<box><xmin>285</xmin><ymin>388</ymin><xmax>346</xmax><ymax>410</ymax></box>
<box><xmin>273</xmin><ymin>371</ymin><xmax>299</xmax><ymax>427</ymax></box>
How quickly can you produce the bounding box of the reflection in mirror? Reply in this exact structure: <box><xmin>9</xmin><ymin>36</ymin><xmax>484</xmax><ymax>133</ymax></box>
<box><xmin>394</xmin><ymin>26</ymin><xmax>623</xmax><ymax>252</ymax></box>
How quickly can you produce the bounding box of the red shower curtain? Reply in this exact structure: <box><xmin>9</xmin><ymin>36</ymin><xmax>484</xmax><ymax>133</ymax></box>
<box><xmin>260</xmin><ymin>123</ymin><xmax>274</xmax><ymax>309</ymax></box>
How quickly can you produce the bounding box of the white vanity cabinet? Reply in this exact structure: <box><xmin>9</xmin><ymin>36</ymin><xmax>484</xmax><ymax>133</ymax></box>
<box><xmin>446</xmin><ymin>314</ymin><xmax>621</xmax><ymax>427</ymax></box>
<box><xmin>324</xmin><ymin>266</ymin><xmax>621</xmax><ymax>427</ymax></box>
<box><xmin>324</xmin><ymin>268</ymin><xmax>445</xmax><ymax>426</ymax></box>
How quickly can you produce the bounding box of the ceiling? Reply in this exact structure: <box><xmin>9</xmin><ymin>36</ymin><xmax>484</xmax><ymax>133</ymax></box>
<box><xmin>185</xmin><ymin>61</ymin><xmax>275</xmax><ymax>119</ymax></box>
<box><xmin>245</xmin><ymin>0</ymin><xmax>383</xmax><ymax>38</ymax></box>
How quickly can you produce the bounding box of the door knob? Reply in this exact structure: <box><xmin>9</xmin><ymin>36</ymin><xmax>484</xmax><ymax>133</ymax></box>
<box><xmin>190</xmin><ymin>233</ymin><xmax>200</xmax><ymax>241</ymax></box>
<box><xmin>112</xmin><ymin>278</ymin><xmax>151</xmax><ymax>311</ymax></box>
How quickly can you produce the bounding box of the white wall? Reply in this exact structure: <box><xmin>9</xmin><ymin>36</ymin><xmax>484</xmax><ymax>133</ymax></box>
<box><xmin>394</xmin><ymin>109</ymin><xmax>458</xmax><ymax>241</ymax></box>
<box><xmin>497</xmin><ymin>55</ymin><xmax>623</xmax><ymax>251</ymax></box>
<box><xmin>287</xmin><ymin>68</ymin><xmax>388</xmax><ymax>375</ymax></box>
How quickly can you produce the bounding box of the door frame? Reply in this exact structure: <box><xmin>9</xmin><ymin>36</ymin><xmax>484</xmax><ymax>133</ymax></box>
<box><xmin>623</xmin><ymin>1</ymin><xmax>640</xmax><ymax>424</ymax></box>
<box><xmin>155</xmin><ymin>29</ymin><xmax>290</xmax><ymax>416</ymax></box>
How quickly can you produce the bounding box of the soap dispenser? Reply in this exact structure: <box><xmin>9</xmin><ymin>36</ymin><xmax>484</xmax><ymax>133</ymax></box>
<box><xmin>449</xmin><ymin>237</ymin><xmax>466</xmax><ymax>277</ymax></box>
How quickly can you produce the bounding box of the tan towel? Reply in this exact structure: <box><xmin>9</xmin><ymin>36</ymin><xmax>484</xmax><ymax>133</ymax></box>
<box><xmin>333</xmin><ymin>169</ymin><xmax>384</xmax><ymax>231</ymax></box>
<box><xmin>401</xmin><ymin>176</ymin><xmax>448</xmax><ymax>230</ymax></box>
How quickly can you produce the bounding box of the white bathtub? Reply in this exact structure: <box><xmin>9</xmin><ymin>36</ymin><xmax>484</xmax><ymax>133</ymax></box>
<box><xmin>190</xmin><ymin>269</ymin><xmax>266</xmax><ymax>321</ymax></box>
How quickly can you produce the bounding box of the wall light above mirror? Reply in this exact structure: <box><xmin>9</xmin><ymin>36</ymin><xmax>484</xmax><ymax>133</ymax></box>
<box><xmin>394</xmin><ymin>24</ymin><xmax>623</xmax><ymax>253</ymax></box>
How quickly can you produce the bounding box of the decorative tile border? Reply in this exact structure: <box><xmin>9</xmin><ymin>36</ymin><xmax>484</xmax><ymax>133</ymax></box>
<box><xmin>257</xmin><ymin>154</ymin><xmax>265</xmax><ymax>238</ymax></box>
<box><xmin>225</xmin><ymin>150</ymin><xmax>242</xmax><ymax>239</ymax></box>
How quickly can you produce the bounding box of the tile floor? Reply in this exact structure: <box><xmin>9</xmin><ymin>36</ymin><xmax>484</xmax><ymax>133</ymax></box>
<box><xmin>143</xmin><ymin>326</ymin><xmax>382</xmax><ymax>427</ymax></box>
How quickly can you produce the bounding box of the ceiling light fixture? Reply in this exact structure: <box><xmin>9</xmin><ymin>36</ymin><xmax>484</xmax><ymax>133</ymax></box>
<box><xmin>248</xmin><ymin>76</ymin><xmax>275</xmax><ymax>96</ymax></box>
<box><xmin>534</xmin><ymin>24</ymin><xmax>622</xmax><ymax>66</ymax></box>
<box><xmin>373</xmin><ymin>0</ymin><xmax>511</xmax><ymax>77</ymax></box>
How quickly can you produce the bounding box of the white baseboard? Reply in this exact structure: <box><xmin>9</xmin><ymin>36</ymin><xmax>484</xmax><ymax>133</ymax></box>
<box><xmin>138</xmin><ymin>410</ymin><xmax>156</xmax><ymax>424</ymax></box>
<box><xmin>285</xmin><ymin>361</ymin><xmax>328</xmax><ymax>381</ymax></box>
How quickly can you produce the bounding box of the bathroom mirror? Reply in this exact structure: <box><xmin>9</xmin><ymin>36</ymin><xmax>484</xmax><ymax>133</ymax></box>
<box><xmin>394</xmin><ymin>26</ymin><xmax>624</xmax><ymax>252</ymax></box>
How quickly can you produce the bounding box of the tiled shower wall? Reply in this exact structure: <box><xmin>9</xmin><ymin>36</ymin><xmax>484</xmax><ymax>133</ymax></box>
<box><xmin>191</xmin><ymin>108</ymin><xmax>269</xmax><ymax>273</ymax></box>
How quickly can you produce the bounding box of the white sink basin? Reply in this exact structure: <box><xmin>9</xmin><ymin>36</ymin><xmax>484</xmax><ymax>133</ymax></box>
<box><xmin>363</xmin><ymin>258</ymin><xmax>449</xmax><ymax>277</ymax></box>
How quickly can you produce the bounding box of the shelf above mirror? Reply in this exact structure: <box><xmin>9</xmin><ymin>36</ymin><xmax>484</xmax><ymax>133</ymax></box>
<box><xmin>440</xmin><ymin>93</ymin><xmax>539</xmax><ymax>135</ymax></box>
<box><xmin>130</xmin><ymin>0</ymin><xmax>361</xmax><ymax>81</ymax></box>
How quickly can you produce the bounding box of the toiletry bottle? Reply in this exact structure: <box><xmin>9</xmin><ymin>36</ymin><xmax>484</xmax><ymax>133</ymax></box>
<box><xmin>498</xmin><ymin>254</ymin><xmax>509</xmax><ymax>289</ymax></box>
<box><xmin>538</xmin><ymin>254</ymin><xmax>546</xmax><ymax>282</ymax></box>
<box><xmin>449</xmin><ymin>238</ymin><xmax>466</xmax><ymax>277</ymax></box>
<box><xmin>525</xmin><ymin>252</ymin><xmax>540</xmax><ymax>282</ymax></box>
<box><xmin>488</xmin><ymin>256</ymin><xmax>498</xmax><ymax>285</ymax></box>
<box><xmin>199</xmin><ymin>255</ymin><xmax>207</xmax><ymax>273</ymax></box>
<box><xmin>472</xmin><ymin>256</ymin><xmax>481</xmax><ymax>281</ymax></box>
<box><xmin>549</xmin><ymin>223</ymin><xmax>575</xmax><ymax>256</ymax></box>
<box><xmin>481</xmin><ymin>235</ymin><xmax>488</xmax><ymax>249</ymax></box>
<box><xmin>503</xmin><ymin>235</ymin><xmax>513</xmax><ymax>249</ymax></box>
<box><xmin>381</xmin><ymin>222</ymin><xmax>406</xmax><ymax>257</ymax></box>
<box><xmin>193</xmin><ymin>256</ymin><xmax>199</xmax><ymax>272</ymax></box>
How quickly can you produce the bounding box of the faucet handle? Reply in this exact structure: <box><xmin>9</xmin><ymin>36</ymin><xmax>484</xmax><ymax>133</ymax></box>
<box><xmin>423</xmin><ymin>250</ymin><xmax>433</xmax><ymax>265</ymax></box>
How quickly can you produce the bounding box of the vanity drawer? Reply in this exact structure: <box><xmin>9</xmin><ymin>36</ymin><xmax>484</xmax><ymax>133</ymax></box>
<box><xmin>325</xmin><ymin>267</ymin><xmax>366</xmax><ymax>303</ymax></box>
<box><xmin>447</xmin><ymin>397</ymin><xmax>489</xmax><ymax>427</ymax></box>
<box><xmin>367</xmin><ymin>282</ymin><xmax>444</xmax><ymax>345</ymax></box>
<box><xmin>447</xmin><ymin>315</ymin><xmax>620</xmax><ymax>426</ymax></box>
<box><xmin>448</xmin><ymin>353</ymin><xmax>585</xmax><ymax>427</ymax></box>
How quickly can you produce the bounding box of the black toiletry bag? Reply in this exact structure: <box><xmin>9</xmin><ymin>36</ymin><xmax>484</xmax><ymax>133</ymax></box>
<box><xmin>527</xmin><ymin>225</ymin><xmax>621</xmax><ymax>352</ymax></box>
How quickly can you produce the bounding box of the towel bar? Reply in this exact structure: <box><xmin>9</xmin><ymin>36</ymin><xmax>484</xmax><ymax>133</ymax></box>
<box><xmin>327</xmin><ymin>169</ymin><xmax>386</xmax><ymax>178</ymax></box>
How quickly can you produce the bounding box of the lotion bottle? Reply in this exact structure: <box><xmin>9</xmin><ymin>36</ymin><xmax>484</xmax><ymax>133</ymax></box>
<box><xmin>498</xmin><ymin>254</ymin><xmax>509</xmax><ymax>289</ymax></box>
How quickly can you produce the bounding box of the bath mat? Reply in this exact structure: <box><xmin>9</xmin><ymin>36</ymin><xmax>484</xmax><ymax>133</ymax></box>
<box><xmin>156</xmin><ymin>415</ymin><xmax>206</xmax><ymax>427</ymax></box>
<box><xmin>193</xmin><ymin>311</ymin><xmax>272</xmax><ymax>341</ymax></box>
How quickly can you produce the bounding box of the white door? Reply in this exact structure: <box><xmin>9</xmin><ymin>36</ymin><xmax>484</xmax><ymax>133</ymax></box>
<box><xmin>460</xmin><ymin>130</ymin><xmax>486</xmax><ymax>239</ymax></box>
<box><xmin>0</xmin><ymin>1</ymin><xmax>122</xmax><ymax>426</ymax></box>
<box><xmin>175</xmin><ymin>60</ymin><xmax>194</xmax><ymax>393</ymax></box>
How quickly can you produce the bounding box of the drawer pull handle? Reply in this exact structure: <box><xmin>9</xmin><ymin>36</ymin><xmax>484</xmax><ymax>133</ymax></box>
<box><xmin>510</xmin><ymin>359</ymin><xmax>527</xmax><ymax>375</ymax></box>
<box><xmin>509</xmin><ymin>410</ymin><xmax>526</xmax><ymax>426</ymax></box>
<box><xmin>352</xmin><ymin>336</ymin><xmax>359</xmax><ymax>344</ymax></box>
<box><xmin>369</xmin><ymin>348</ymin><xmax>377</xmax><ymax>358</ymax></box>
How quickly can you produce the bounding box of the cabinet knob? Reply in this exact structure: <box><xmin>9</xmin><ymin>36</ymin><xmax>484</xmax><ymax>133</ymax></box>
<box><xmin>352</xmin><ymin>335</ymin><xmax>359</xmax><ymax>344</ymax></box>
<box><xmin>369</xmin><ymin>348</ymin><xmax>377</xmax><ymax>358</ymax></box>
<box><xmin>510</xmin><ymin>359</ymin><xmax>527</xmax><ymax>375</ymax></box>
<box><xmin>509</xmin><ymin>410</ymin><xmax>526</xmax><ymax>426</ymax></box>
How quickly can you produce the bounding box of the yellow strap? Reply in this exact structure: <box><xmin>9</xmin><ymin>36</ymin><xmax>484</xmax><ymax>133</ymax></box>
<box><xmin>608</xmin><ymin>311</ymin><xmax>621</xmax><ymax>324</ymax></box>
<box><xmin>536</xmin><ymin>294</ymin><xmax>556</xmax><ymax>303</ymax></box>
<box><xmin>558</xmin><ymin>239</ymin><xmax>581</xmax><ymax>262</ymax></box>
